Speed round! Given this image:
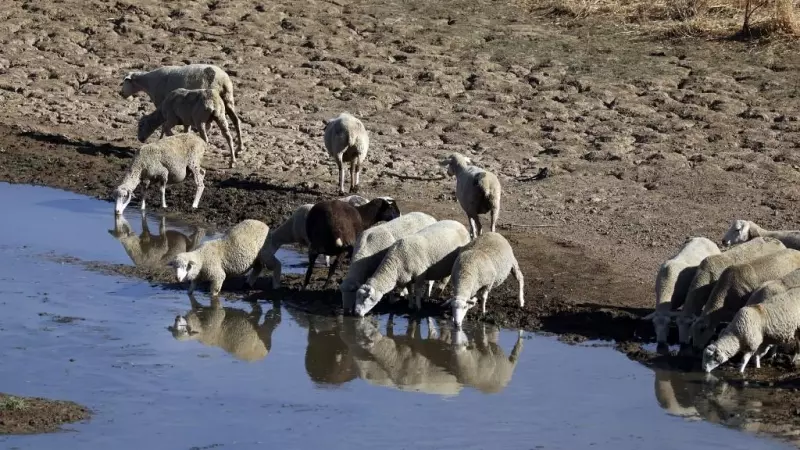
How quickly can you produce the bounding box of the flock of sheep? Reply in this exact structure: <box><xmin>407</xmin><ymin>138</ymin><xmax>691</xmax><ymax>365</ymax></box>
<box><xmin>111</xmin><ymin>63</ymin><xmax>525</xmax><ymax>329</ymax></box>
<box><xmin>647</xmin><ymin>220</ymin><xmax>800</xmax><ymax>374</ymax></box>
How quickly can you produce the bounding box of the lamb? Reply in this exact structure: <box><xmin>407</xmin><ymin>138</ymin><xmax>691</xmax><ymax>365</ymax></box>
<box><xmin>674</xmin><ymin>237</ymin><xmax>786</xmax><ymax>351</ymax></box>
<box><xmin>339</xmin><ymin>212</ymin><xmax>438</xmax><ymax>313</ymax></box>
<box><xmin>108</xmin><ymin>211</ymin><xmax>205</xmax><ymax>268</ymax></box>
<box><xmin>702</xmin><ymin>286</ymin><xmax>800</xmax><ymax>374</ymax></box>
<box><xmin>171</xmin><ymin>219</ymin><xmax>269</xmax><ymax>296</ymax></box>
<box><xmin>444</xmin><ymin>232</ymin><xmax>525</xmax><ymax>328</ymax></box>
<box><xmin>170</xmin><ymin>294</ymin><xmax>281</xmax><ymax>362</ymax></box>
<box><xmin>722</xmin><ymin>219</ymin><xmax>800</xmax><ymax>250</ymax></box>
<box><xmin>113</xmin><ymin>133</ymin><xmax>206</xmax><ymax>215</ymax></box>
<box><xmin>303</xmin><ymin>197</ymin><xmax>401</xmax><ymax>289</ymax></box>
<box><xmin>137</xmin><ymin>86</ymin><xmax>237</xmax><ymax>168</ymax></box>
<box><xmin>443</xmin><ymin>152</ymin><xmax>502</xmax><ymax>239</ymax></box>
<box><xmin>354</xmin><ymin>219</ymin><xmax>471</xmax><ymax>316</ymax></box>
<box><xmin>323</xmin><ymin>112</ymin><xmax>370</xmax><ymax>195</ymax></box>
<box><xmin>120</xmin><ymin>63</ymin><xmax>243</xmax><ymax>153</ymax></box>
<box><xmin>255</xmin><ymin>195</ymin><xmax>370</xmax><ymax>289</ymax></box>
<box><xmin>643</xmin><ymin>237</ymin><xmax>721</xmax><ymax>353</ymax></box>
<box><xmin>691</xmin><ymin>248</ymin><xmax>800</xmax><ymax>352</ymax></box>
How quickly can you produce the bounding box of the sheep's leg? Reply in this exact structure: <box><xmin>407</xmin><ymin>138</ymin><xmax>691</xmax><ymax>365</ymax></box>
<box><xmin>739</xmin><ymin>351</ymin><xmax>754</xmax><ymax>374</ymax></box>
<box><xmin>427</xmin><ymin>316</ymin><xmax>439</xmax><ymax>339</ymax></box>
<box><xmin>474</xmin><ymin>216</ymin><xmax>483</xmax><ymax>237</ymax></box>
<box><xmin>436</xmin><ymin>276</ymin><xmax>450</xmax><ymax>297</ymax></box>
<box><xmin>755</xmin><ymin>345</ymin><xmax>773</xmax><ymax>368</ymax></box>
<box><xmin>324</xmin><ymin>255</ymin><xmax>330</xmax><ymax>267</ymax></box>
<box><xmin>426</xmin><ymin>280</ymin><xmax>434</xmax><ymax>298</ymax></box>
<box><xmin>261</xmin><ymin>252</ymin><xmax>282</xmax><ymax>289</ymax></box>
<box><xmin>413</xmin><ymin>277</ymin><xmax>427</xmax><ymax>311</ymax></box>
<box><xmin>213</xmin><ymin>116</ymin><xmax>237</xmax><ymax>168</ymax></box>
<box><xmin>322</xmin><ymin>253</ymin><xmax>343</xmax><ymax>289</ymax></box>
<box><xmin>336</xmin><ymin>156</ymin><xmax>346</xmax><ymax>195</ymax></box>
<box><xmin>490</xmin><ymin>206</ymin><xmax>499</xmax><ymax>233</ymax></box>
<box><xmin>188</xmin><ymin>279</ymin><xmax>197</xmax><ymax>295</ymax></box>
<box><xmin>511</xmin><ymin>260</ymin><xmax>525</xmax><ymax>308</ymax></box>
<box><xmin>139</xmin><ymin>182</ymin><xmax>148</xmax><ymax>211</ymax></box>
<box><xmin>189</xmin><ymin>165</ymin><xmax>205</xmax><ymax>209</ymax></box>
<box><xmin>478</xmin><ymin>286</ymin><xmax>491</xmax><ymax>315</ymax></box>
<box><xmin>354</xmin><ymin>160</ymin><xmax>361</xmax><ymax>189</ymax></box>
<box><xmin>160</xmin><ymin>178</ymin><xmax>168</xmax><ymax>209</ymax></box>
<box><xmin>246</xmin><ymin>258</ymin><xmax>264</xmax><ymax>288</ymax></box>
<box><xmin>302</xmin><ymin>252</ymin><xmax>319</xmax><ymax>290</ymax></box>
<box><xmin>223</xmin><ymin>102</ymin><xmax>244</xmax><ymax>154</ymax></box>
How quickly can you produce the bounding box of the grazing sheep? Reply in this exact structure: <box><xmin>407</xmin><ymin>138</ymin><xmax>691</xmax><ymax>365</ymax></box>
<box><xmin>444</xmin><ymin>232</ymin><xmax>525</xmax><ymax>328</ymax></box>
<box><xmin>354</xmin><ymin>220</ymin><xmax>471</xmax><ymax>316</ymax></box>
<box><xmin>722</xmin><ymin>219</ymin><xmax>800</xmax><ymax>250</ymax></box>
<box><xmin>113</xmin><ymin>133</ymin><xmax>207</xmax><ymax>215</ymax></box>
<box><xmin>691</xmin><ymin>248</ymin><xmax>800</xmax><ymax>352</ymax></box>
<box><xmin>444</xmin><ymin>152</ymin><xmax>502</xmax><ymax>239</ymax></box>
<box><xmin>120</xmin><ymin>64</ymin><xmax>243</xmax><ymax>153</ymax></box>
<box><xmin>643</xmin><ymin>237</ymin><xmax>721</xmax><ymax>353</ymax></box>
<box><xmin>303</xmin><ymin>197</ymin><xmax>401</xmax><ymax>289</ymax></box>
<box><xmin>170</xmin><ymin>294</ymin><xmax>281</xmax><ymax>362</ymax></box>
<box><xmin>323</xmin><ymin>112</ymin><xmax>370</xmax><ymax>195</ymax></box>
<box><xmin>702</xmin><ymin>286</ymin><xmax>800</xmax><ymax>374</ymax></box>
<box><xmin>340</xmin><ymin>212</ymin><xmax>438</xmax><ymax>313</ymax></box>
<box><xmin>108</xmin><ymin>212</ymin><xmax>205</xmax><ymax>268</ymax></box>
<box><xmin>255</xmin><ymin>195</ymin><xmax>370</xmax><ymax>289</ymax></box>
<box><xmin>171</xmin><ymin>219</ymin><xmax>269</xmax><ymax>296</ymax></box>
<box><xmin>675</xmin><ymin>237</ymin><xmax>786</xmax><ymax>351</ymax></box>
<box><xmin>138</xmin><ymin>87</ymin><xmax>237</xmax><ymax>168</ymax></box>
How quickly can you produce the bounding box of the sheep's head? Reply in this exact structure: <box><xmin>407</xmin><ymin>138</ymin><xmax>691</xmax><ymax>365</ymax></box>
<box><xmin>446</xmin><ymin>296</ymin><xmax>476</xmax><ymax>328</ymax></box>
<box><xmin>172</xmin><ymin>253</ymin><xmax>202</xmax><ymax>282</ymax></box>
<box><xmin>443</xmin><ymin>152</ymin><xmax>471</xmax><ymax>176</ymax></box>
<box><xmin>108</xmin><ymin>214</ymin><xmax>134</xmax><ymax>238</ymax></box>
<box><xmin>701</xmin><ymin>343</ymin><xmax>729</xmax><ymax>373</ymax></box>
<box><xmin>339</xmin><ymin>194</ymin><xmax>370</xmax><ymax>207</ymax></box>
<box><xmin>339</xmin><ymin>279</ymin><xmax>359</xmax><ymax>314</ymax></box>
<box><xmin>114</xmin><ymin>186</ymin><xmax>134</xmax><ymax>215</ymax></box>
<box><xmin>691</xmin><ymin>316</ymin><xmax>715</xmax><ymax>351</ymax></box>
<box><xmin>644</xmin><ymin>310</ymin><xmax>675</xmax><ymax>354</ymax></box>
<box><xmin>169</xmin><ymin>312</ymin><xmax>202</xmax><ymax>341</ymax></box>
<box><xmin>675</xmin><ymin>314</ymin><xmax>697</xmax><ymax>353</ymax></box>
<box><xmin>375</xmin><ymin>197</ymin><xmax>401</xmax><ymax>222</ymax></box>
<box><xmin>354</xmin><ymin>285</ymin><xmax>381</xmax><ymax>317</ymax></box>
<box><xmin>120</xmin><ymin>72</ymin><xmax>144</xmax><ymax>98</ymax></box>
<box><xmin>722</xmin><ymin>220</ymin><xmax>751</xmax><ymax>246</ymax></box>
<box><xmin>137</xmin><ymin>111</ymin><xmax>162</xmax><ymax>143</ymax></box>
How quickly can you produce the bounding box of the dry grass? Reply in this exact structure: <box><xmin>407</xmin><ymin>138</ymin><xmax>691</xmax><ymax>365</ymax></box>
<box><xmin>538</xmin><ymin>0</ymin><xmax>799</xmax><ymax>39</ymax></box>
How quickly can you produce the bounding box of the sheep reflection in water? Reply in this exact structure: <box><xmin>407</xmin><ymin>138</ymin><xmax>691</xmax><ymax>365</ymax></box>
<box><xmin>169</xmin><ymin>294</ymin><xmax>281</xmax><ymax>362</ymax></box>
<box><xmin>108</xmin><ymin>212</ymin><xmax>205</xmax><ymax>268</ymax></box>
<box><xmin>304</xmin><ymin>314</ymin><xmax>524</xmax><ymax>395</ymax></box>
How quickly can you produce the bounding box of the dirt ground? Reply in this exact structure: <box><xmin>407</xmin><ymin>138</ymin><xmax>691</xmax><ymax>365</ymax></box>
<box><xmin>2</xmin><ymin>0</ymin><xmax>800</xmax><ymax>442</ymax></box>
<box><xmin>0</xmin><ymin>393</ymin><xmax>90</xmax><ymax>435</ymax></box>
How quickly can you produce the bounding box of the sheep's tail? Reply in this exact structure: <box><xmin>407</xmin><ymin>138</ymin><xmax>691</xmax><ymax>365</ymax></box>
<box><xmin>475</xmin><ymin>172</ymin><xmax>501</xmax><ymax>207</ymax></box>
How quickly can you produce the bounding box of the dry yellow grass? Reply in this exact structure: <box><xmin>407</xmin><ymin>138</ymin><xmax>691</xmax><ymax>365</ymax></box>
<box><xmin>538</xmin><ymin>0</ymin><xmax>799</xmax><ymax>39</ymax></box>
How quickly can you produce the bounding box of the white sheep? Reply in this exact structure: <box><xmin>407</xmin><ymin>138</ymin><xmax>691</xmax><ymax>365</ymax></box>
<box><xmin>108</xmin><ymin>211</ymin><xmax>205</xmax><ymax>268</ymax></box>
<box><xmin>444</xmin><ymin>152</ymin><xmax>501</xmax><ymax>239</ymax></box>
<box><xmin>354</xmin><ymin>219</ymin><xmax>470</xmax><ymax>316</ymax></box>
<box><xmin>323</xmin><ymin>112</ymin><xmax>370</xmax><ymax>195</ymax></box>
<box><xmin>702</xmin><ymin>286</ymin><xmax>800</xmax><ymax>374</ymax></box>
<box><xmin>643</xmin><ymin>237</ymin><xmax>721</xmax><ymax>353</ymax></box>
<box><xmin>113</xmin><ymin>133</ymin><xmax>206</xmax><ymax>215</ymax></box>
<box><xmin>170</xmin><ymin>294</ymin><xmax>281</xmax><ymax>362</ymax></box>
<box><xmin>691</xmin><ymin>248</ymin><xmax>800</xmax><ymax>352</ymax></box>
<box><xmin>120</xmin><ymin>64</ymin><xmax>243</xmax><ymax>153</ymax></box>
<box><xmin>254</xmin><ymin>195</ymin><xmax>370</xmax><ymax>289</ymax></box>
<box><xmin>339</xmin><ymin>211</ymin><xmax>438</xmax><ymax>313</ymax></box>
<box><xmin>674</xmin><ymin>237</ymin><xmax>786</xmax><ymax>351</ymax></box>
<box><xmin>171</xmin><ymin>219</ymin><xmax>269</xmax><ymax>296</ymax></box>
<box><xmin>444</xmin><ymin>231</ymin><xmax>525</xmax><ymax>328</ymax></box>
<box><xmin>723</xmin><ymin>219</ymin><xmax>800</xmax><ymax>249</ymax></box>
<box><xmin>137</xmin><ymin>87</ymin><xmax>237</xmax><ymax>168</ymax></box>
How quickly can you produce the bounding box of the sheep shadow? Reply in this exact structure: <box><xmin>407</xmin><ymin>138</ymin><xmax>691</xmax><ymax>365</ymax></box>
<box><xmin>19</xmin><ymin>130</ymin><xmax>136</xmax><ymax>159</ymax></box>
<box><xmin>539</xmin><ymin>302</ymin><xmax>654</xmax><ymax>343</ymax></box>
<box><xmin>216</xmin><ymin>176</ymin><xmax>326</xmax><ymax>197</ymax></box>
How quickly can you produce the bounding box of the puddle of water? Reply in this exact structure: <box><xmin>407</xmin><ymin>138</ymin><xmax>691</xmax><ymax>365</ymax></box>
<box><xmin>0</xmin><ymin>183</ymin><xmax>795</xmax><ymax>450</ymax></box>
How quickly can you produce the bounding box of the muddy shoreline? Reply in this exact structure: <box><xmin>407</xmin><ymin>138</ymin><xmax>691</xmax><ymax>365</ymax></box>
<box><xmin>0</xmin><ymin>393</ymin><xmax>90</xmax><ymax>435</ymax></box>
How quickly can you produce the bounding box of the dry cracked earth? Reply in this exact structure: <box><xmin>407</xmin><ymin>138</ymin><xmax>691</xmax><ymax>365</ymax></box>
<box><xmin>2</xmin><ymin>0</ymin><xmax>800</xmax><ymax>441</ymax></box>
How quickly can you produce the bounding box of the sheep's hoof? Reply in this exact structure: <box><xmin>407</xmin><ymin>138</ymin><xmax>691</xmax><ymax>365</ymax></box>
<box><xmin>350</xmin><ymin>185</ymin><xmax>360</xmax><ymax>193</ymax></box>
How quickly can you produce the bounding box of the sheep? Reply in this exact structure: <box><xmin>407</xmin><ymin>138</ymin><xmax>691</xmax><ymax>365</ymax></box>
<box><xmin>323</xmin><ymin>112</ymin><xmax>370</xmax><ymax>195</ymax></box>
<box><xmin>108</xmin><ymin>211</ymin><xmax>205</xmax><ymax>268</ymax></box>
<box><xmin>674</xmin><ymin>237</ymin><xmax>786</xmax><ymax>352</ymax></box>
<box><xmin>722</xmin><ymin>219</ymin><xmax>800</xmax><ymax>250</ymax></box>
<box><xmin>701</xmin><ymin>286</ymin><xmax>800</xmax><ymax>374</ymax></box>
<box><xmin>254</xmin><ymin>195</ymin><xmax>370</xmax><ymax>289</ymax></box>
<box><xmin>354</xmin><ymin>219</ymin><xmax>471</xmax><ymax>316</ymax></box>
<box><xmin>171</xmin><ymin>219</ymin><xmax>269</xmax><ymax>296</ymax></box>
<box><xmin>443</xmin><ymin>152</ymin><xmax>502</xmax><ymax>239</ymax></box>
<box><xmin>652</xmin><ymin>369</ymin><xmax>702</xmax><ymax>420</ymax></box>
<box><xmin>170</xmin><ymin>294</ymin><xmax>281</xmax><ymax>362</ymax></box>
<box><xmin>448</xmin><ymin>324</ymin><xmax>524</xmax><ymax>394</ymax></box>
<box><xmin>339</xmin><ymin>211</ymin><xmax>438</xmax><ymax>314</ymax></box>
<box><xmin>120</xmin><ymin>64</ymin><xmax>243</xmax><ymax>153</ymax></box>
<box><xmin>444</xmin><ymin>231</ymin><xmax>525</xmax><ymax>328</ymax></box>
<box><xmin>137</xmin><ymin>87</ymin><xmax>238</xmax><ymax>168</ymax></box>
<box><xmin>303</xmin><ymin>197</ymin><xmax>401</xmax><ymax>289</ymax></box>
<box><xmin>691</xmin><ymin>248</ymin><xmax>800</xmax><ymax>352</ymax></box>
<box><xmin>643</xmin><ymin>237</ymin><xmax>721</xmax><ymax>353</ymax></box>
<box><xmin>113</xmin><ymin>133</ymin><xmax>207</xmax><ymax>215</ymax></box>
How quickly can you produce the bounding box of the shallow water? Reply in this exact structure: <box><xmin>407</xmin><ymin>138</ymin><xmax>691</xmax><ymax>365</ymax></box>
<box><xmin>0</xmin><ymin>183</ymin><xmax>795</xmax><ymax>449</ymax></box>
